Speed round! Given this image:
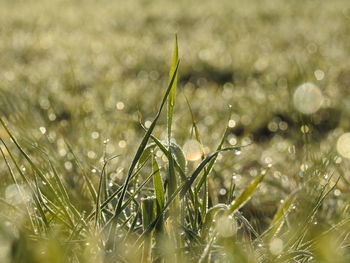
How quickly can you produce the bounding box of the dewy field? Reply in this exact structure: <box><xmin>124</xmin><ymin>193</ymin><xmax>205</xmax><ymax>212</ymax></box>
<box><xmin>1</xmin><ymin>0</ymin><xmax>350</xmax><ymax>262</ymax></box>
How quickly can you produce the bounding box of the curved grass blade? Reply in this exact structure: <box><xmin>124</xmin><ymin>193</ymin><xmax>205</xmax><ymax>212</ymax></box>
<box><xmin>180</xmin><ymin>147</ymin><xmax>241</xmax><ymax>198</ymax></box>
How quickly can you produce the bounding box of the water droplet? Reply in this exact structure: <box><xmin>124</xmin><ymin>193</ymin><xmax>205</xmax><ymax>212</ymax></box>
<box><xmin>268</xmin><ymin>121</ymin><xmax>278</xmax><ymax>132</ymax></box>
<box><xmin>145</xmin><ymin>120</ymin><xmax>152</xmax><ymax>128</ymax></box>
<box><xmin>288</xmin><ymin>145</ymin><xmax>296</xmax><ymax>154</ymax></box>
<box><xmin>300</xmin><ymin>125</ymin><xmax>310</xmax><ymax>134</ymax></box>
<box><xmin>334</xmin><ymin>189</ymin><xmax>341</xmax><ymax>197</ymax></box>
<box><xmin>228</xmin><ymin>119</ymin><xmax>236</xmax><ymax>128</ymax></box>
<box><xmin>39</xmin><ymin>127</ymin><xmax>46</xmax><ymax>134</ymax></box>
<box><xmin>334</xmin><ymin>156</ymin><xmax>342</xmax><ymax>164</ymax></box>
<box><xmin>300</xmin><ymin>163</ymin><xmax>308</xmax><ymax>171</ymax></box>
<box><xmin>103</xmin><ymin>139</ymin><xmax>110</xmax><ymax>144</ymax></box>
<box><xmin>235</xmin><ymin>150</ymin><xmax>241</xmax><ymax>156</ymax></box>
<box><xmin>229</xmin><ymin>136</ymin><xmax>237</xmax><ymax>146</ymax></box>
<box><xmin>116</xmin><ymin>101</ymin><xmax>125</xmax><ymax>110</ymax></box>
<box><xmin>279</xmin><ymin>121</ymin><xmax>288</xmax><ymax>131</ymax></box>
<box><xmin>293</xmin><ymin>82</ymin><xmax>323</xmax><ymax>114</ymax></box>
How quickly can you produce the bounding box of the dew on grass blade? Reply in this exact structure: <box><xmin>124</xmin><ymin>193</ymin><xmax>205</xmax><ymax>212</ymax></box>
<box><xmin>337</xmin><ymin>133</ymin><xmax>350</xmax><ymax>158</ymax></box>
<box><xmin>293</xmin><ymin>82</ymin><xmax>323</xmax><ymax>114</ymax></box>
<box><xmin>145</xmin><ymin>120</ymin><xmax>152</xmax><ymax>128</ymax></box>
<box><xmin>183</xmin><ymin>139</ymin><xmax>203</xmax><ymax>161</ymax></box>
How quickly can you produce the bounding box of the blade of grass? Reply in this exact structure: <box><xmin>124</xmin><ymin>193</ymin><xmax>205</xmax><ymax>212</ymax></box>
<box><xmin>225</xmin><ymin>168</ymin><xmax>268</xmax><ymax>215</ymax></box>
<box><xmin>152</xmin><ymin>153</ymin><xmax>165</xmax><ymax>209</ymax></box>
<box><xmin>167</xmin><ymin>34</ymin><xmax>179</xmax><ymax>142</ymax></box>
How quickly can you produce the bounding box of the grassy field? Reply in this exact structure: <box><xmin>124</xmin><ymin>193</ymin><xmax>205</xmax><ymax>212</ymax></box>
<box><xmin>1</xmin><ymin>0</ymin><xmax>350</xmax><ymax>262</ymax></box>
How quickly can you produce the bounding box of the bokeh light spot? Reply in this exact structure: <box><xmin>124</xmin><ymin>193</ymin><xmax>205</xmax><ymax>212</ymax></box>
<box><xmin>183</xmin><ymin>139</ymin><xmax>203</xmax><ymax>161</ymax></box>
<box><xmin>293</xmin><ymin>82</ymin><xmax>323</xmax><ymax>114</ymax></box>
<box><xmin>337</xmin><ymin>133</ymin><xmax>350</xmax><ymax>158</ymax></box>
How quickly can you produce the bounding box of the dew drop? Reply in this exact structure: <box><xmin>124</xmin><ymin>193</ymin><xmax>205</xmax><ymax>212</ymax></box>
<box><xmin>116</xmin><ymin>101</ymin><xmax>125</xmax><ymax>110</ymax></box>
<box><xmin>39</xmin><ymin>127</ymin><xmax>46</xmax><ymax>134</ymax></box>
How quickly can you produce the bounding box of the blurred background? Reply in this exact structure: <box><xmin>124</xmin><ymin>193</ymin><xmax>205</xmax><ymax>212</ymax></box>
<box><xmin>1</xmin><ymin>0</ymin><xmax>350</xmax><ymax>261</ymax></box>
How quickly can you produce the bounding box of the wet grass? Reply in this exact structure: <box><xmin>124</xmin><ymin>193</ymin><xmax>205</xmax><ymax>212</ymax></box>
<box><xmin>1</xmin><ymin>0</ymin><xmax>350</xmax><ymax>262</ymax></box>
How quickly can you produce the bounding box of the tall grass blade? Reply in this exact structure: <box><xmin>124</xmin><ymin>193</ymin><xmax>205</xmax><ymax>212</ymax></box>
<box><xmin>167</xmin><ymin>34</ymin><xmax>179</xmax><ymax>142</ymax></box>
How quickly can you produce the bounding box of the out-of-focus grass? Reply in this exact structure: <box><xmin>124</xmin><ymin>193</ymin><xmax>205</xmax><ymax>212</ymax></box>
<box><xmin>1</xmin><ymin>0</ymin><xmax>350</xmax><ymax>262</ymax></box>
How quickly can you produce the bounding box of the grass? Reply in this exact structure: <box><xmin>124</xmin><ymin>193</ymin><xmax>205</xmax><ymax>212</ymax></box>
<box><xmin>1</xmin><ymin>0</ymin><xmax>350</xmax><ymax>262</ymax></box>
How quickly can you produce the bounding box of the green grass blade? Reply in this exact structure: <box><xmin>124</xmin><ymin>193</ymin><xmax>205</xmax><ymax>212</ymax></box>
<box><xmin>226</xmin><ymin>169</ymin><xmax>268</xmax><ymax>215</ymax></box>
<box><xmin>152</xmin><ymin>153</ymin><xmax>165</xmax><ymax>209</ymax></box>
<box><xmin>167</xmin><ymin>34</ymin><xmax>179</xmax><ymax>142</ymax></box>
<box><xmin>180</xmin><ymin>147</ymin><xmax>240</xmax><ymax>198</ymax></box>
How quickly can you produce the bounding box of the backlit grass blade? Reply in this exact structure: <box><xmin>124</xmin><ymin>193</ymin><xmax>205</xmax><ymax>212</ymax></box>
<box><xmin>152</xmin><ymin>153</ymin><xmax>165</xmax><ymax>209</ymax></box>
<box><xmin>265</xmin><ymin>193</ymin><xmax>296</xmax><ymax>240</ymax></box>
<box><xmin>167</xmin><ymin>34</ymin><xmax>179</xmax><ymax>142</ymax></box>
<box><xmin>180</xmin><ymin>147</ymin><xmax>240</xmax><ymax>198</ymax></box>
<box><xmin>226</xmin><ymin>169</ymin><xmax>268</xmax><ymax>215</ymax></box>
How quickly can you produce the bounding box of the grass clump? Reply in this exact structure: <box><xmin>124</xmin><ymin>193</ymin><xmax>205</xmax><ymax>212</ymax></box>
<box><xmin>1</xmin><ymin>32</ymin><xmax>350</xmax><ymax>263</ymax></box>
